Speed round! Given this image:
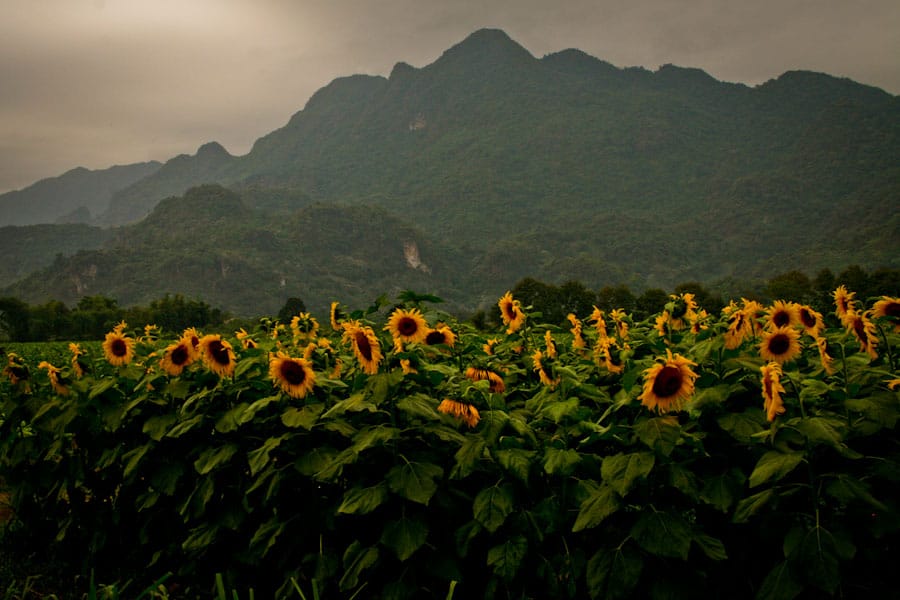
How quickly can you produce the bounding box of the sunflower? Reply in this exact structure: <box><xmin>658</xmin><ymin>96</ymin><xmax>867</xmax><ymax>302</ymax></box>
<box><xmin>235</xmin><ymin>328</ymin><xmax>258</xmax><ymax>349</ymax></box>
<box><xmin>290</xmin><ymin>312</ymin><xmax>320</xmax><ymax>342</ymax></box>
<box><xmin>609</xmin><ymin>308</ymin><xmax>630</xmax><ymax>340</ymax></box>
<box><xmin>437</xmin><ymin>398</ymin><xmax>480</xmax><ymax>428</ymax></box>
<box><xmin>400</xmin><ymin>358</ymin><xmax>417</xmax><ymax>375</ymax></box>
<box><xmin>567</xmin><ymin>314</ymin><xmax>587</xmax><ymax>350</ymax></box>
<box><xmin>38</xmin><ymin>361</ymin><xmax>69</xmax><ymax>396</ymax></box>
<box><xmin>142</xmin><ymin>324</ymin><xmax>160</xmax><ymax>343</ymax></box>
<box><xmin>330</xmin><ymin>301</ymin><xmax>344</xmax><ymax>332</ymax></box>
<box><xmin>498</xmin><ymin>292</ymin><xmax>526</xmax><ymax>334</ymax></box>
<box><xmin>102</xmin><ymin>328</ymin><xmax>135</xmax><ymax>366</ymax></box>
<box><xmin>159</xmin><ymin>340</ymin><xmax>195</xmax><ymax>376</ymax></box>
<box><xmin>639</xmin><ymin>350</ymin><xmax>698</xmax><ymax>414</ymax></box>
<box><xmin>69</xmin><ymin>343</ymin><xmax>89</xmax><ymax>378</ymax></box>
<box><xmin>654</xmin><ymin>312</ymin><xmax>671</xmax><ymax>338</ymax></box>
<box><xmin>766</xmin><ymin>301</ymin><xmax>799</xmax><ymax>330</ymax></box>
<box><xmin>595</xmin><ymin>338</ymin><xmax>625</xmax><ymax>374</ymax></box>
<box><xmin>590</xmin><ymin>306</ymin><xmax>608</xmax><ymax>338</ymax></box>
<box><xmin>483</xmin><ymin>338</ymin><xmax>500</xmax><ymax>355</ymax></box>
<box><xmin>668</xmin><ymin>293</ymin><xmax>698</xmax><ymax>330</ymax></box>
<box><xmin>759</xmin><ymin>326</ymin><xmax>802</xmax><ymax>364</ymax></box>
<box><xmin>543</xmin><ymin>330</ymin><xmax>557</xmax><ymax>359</ymax></box>
<box><xmin>845</xmin><ymin>310</ymin><xmax>878</xmax><ymax>360</ymax></box>
<box><xmin>465</xmin><ymin>366</ymin><xmax>506</xmax><ymax>393</ymax></box>
<box><xmin>344</xmin><ymin>323</ymin><xmax>383</xmax><ymax>375</ymax></box>
<box><xmin>690</xmin><ymin>309</ymin><xmax>709</xmax><ymax>334</ymax></box>
<box><xmin>833</xmin><ymin>285</ymin><xmax>857</xmax><ymax>326</ymax></box>
<box><xmin>424</xmin><ymin>324</ymin><xmax>457</xmax><ymax>348</ymax></box>
<box><xmin>199</xmin><ymin>334</ymin><xmax>237</xmax><ymax>377</ymax></box>
<box><xmin>814</xmin><ymin>335</ymin><xmax>835</xmax><ymax>375</ymax></box>
<box><xmin>269</xmin><ymin>352</ymin><xmax>316</xmax><ymax>399</ymax></box>
<box><xmin>760</xmin><ymin>362</ymin><xmax>786</xmax><ymax>422</ymax></box>
<box><xmin>532</xmin><ymin>350</ymin><xmax>559</xmax><ymax>387</ymax></box>
<box><xmin>872</xmin><ymin>296</ymin><xmax>900</xmax><ymax>332</ymax></box>
<box><xmin>2</xmin><ymin>353</ymin><xmax>28</xmax><ymax>385</ymax></box>
<box><xmin>797</xmin><ymin>305</ymin><xmax>825</xmax><ymax>338</ymax></box>
<box><xmin>723</xmin><ymin>303</ymin><xmax>752</xmax><ymax>349</ymax></box>
<box><xmin>742</xmin><ymin>299</ymin><xmax>766</xmax><ymax>336</ymax></box>
<box><xmin>385</xmin><ymin>307</ymin><xmax>429</xmax><ymax>344</ymax></box>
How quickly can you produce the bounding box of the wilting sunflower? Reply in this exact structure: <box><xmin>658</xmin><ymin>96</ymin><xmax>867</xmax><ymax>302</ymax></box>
<box><xmin>330</xmin><ymin>301</ymin><xmax>344</xmax><ymax>332</ymax></box>
<box><xmin>766</xmin><ymin>301</ymin><xmax>799</xmax><ymax>330</ymax></box>
<box><xmin>182</xmin><ymin>327</ymin><xmax>202</xmax><ymax>358</ymax></box>
<box><xmin>425</xmin><ymin>324</ymin><xmax>457</xmax><ymax>348</ymax></box>
<box><xmin>483</xmin><ymin>338</ymin><xmax>500</xmax><ymax>355</ymax></box>
<box><xmin>590</xmin><ymin>306</ymin><xmax>608</xmax><ymax>338</ymax></box>
<box><xmin>437</xmin><ymin>398</ymin><xmax>480</xmax><ymax>428</ymax></box>
<box><xmin>872</xmin><ymin>296</ymin><xmax>900</xmax><ymax>332</ymax></box>
<box><xmin>3</xmin><ymin>353</ymin><xmax>29</xmax><ymax>385</ymax></box>
<box><xmin>595</xmin><ymin>338</ymin><xmax>626</xmax><ymax>374</ymax></box>
<box><xmin>797</xmin><ymin>305</ymin><xmax>825</xmax><ymax>338</ymax></box>
<box><xmin>543</xmin><ymin>330</ymin><xmax>557</xmax><ymax>359</ymax></box>
<box><xmin>668</xmin><ymin>293</ymin><xmax>698</xmax><ymax>331</ymax></box>
<box><xmin>814</xmin><ymin>335</ymin><xmax>835</xmax><ymax>375</ymax></box>
<box><xmin>567</xmin><ymin>314</ymin><xmax>587</xmax><ymax>350</ymax></box>
<box><xmin>609</xmin><ymin>308</ymin><xmax>630</xmax><ymax>340</ymax></box>
<box><xmin>760</xmin><ymin>362</ymin><xmax>786</xmax><ymax>422</ymax></box>
<box><xmin>235</xmin><ymin>328</ymin><xmax>258</xmax><ymax>349</ymax></box>
<box><xmin>269</xmin><ymin>352</ymin><xmax>316</xmax><ymax>399</ymax></box>
<box><xmin>639</xmin><ymin>350</ymin><xmax>698</xmax><ymax>414</ymax></box>
<box><xmin>290</xmin><ymin>313</ymin><xmax>320</xmax><ymax>342</ymax></box>
<box><xmin>385</xmin><ymin>307</ymin><xmax>429</xmax><ymax>344</ymax></box>
<box><xmin>532</xmin><ymin>350</ymin><xmax>559</xmax><ymax>387</ymax></box>
<box><xmin>69</xmin><ymin>343</ymin><xmax>89</xmax><ymax>378</ymax></box>
<box><xmin>159</xmin><ymin>339</ymin><xmax>195</xmax><ymax>376</ymax></box>
<box><xmin>400</xmin><ymin>358</ymin><xmax>417</xmax><ymax>375</ymax></box>
<box><xmin>654</xmin><ymin>312</ymin><xmax>671</xmax><ymax>338</ymax></box>
<box><xmin>723</xmin><ymin>303</ymin><xmax>752</xmax><ymax>349</ymax></box>
<box><xmin>199</xmin><ymin>334</ymin><xmax>237</xmax><ymax>377</ymax></box>
<box><xmin>344</xmin><ymin>323</ymin><xmax>383</xmax><ymax>375</ymax></box>
<box><xmin>759</xmin><ymin>326</ymin><xmax>802</xmax><ymax>364</ymax></box>
<box><xmin>142</xmin><ymin>324</ymin><xmax>160</xmax><ymax>343</ymax></box>
<box><xmin>833</xmin><ymin>285</ymin><xmax>857</xmax><ymax>326</ymax></box>
<box><xmin>465</xmin><ymin>366</ymin><xmax>506</xmax><ymax>393</ymax></box>
<box><xmin>690</xmin><ymin>309</ymin><xmax>709</xmax><ymax>334</ymax></box>
<box><xmin>498</xmin><ymin>292</ymin><xmax>526</xmax><ymax>334</ymax></box>
<box><xmin>845</xmin><ymin>310</ymin><xmax>878</xmax><ymax>360</ymax></box>
<box><xmin>38</xmin><ymin>361</ymin><xmax>69</xmax><ymax>396</ymax></box>
<box><xmin>102</xmin><ymin>327</ymin><xmax>135</xmax><ymax>366</ymax></box>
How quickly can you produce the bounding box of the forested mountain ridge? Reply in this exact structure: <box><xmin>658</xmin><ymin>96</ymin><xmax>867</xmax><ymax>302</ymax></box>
<box><xmin>2</xmin><ymin>28</ymin><xmax>897</xmax><ymax>314</ymax></box>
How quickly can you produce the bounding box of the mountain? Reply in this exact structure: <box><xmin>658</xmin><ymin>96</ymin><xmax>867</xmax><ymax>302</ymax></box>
<box><xmin>0</xmin><ymin>161</ymin><xmax>161</xmax><ymax>226</ymax></box>
<box><xmin>4</xmin><ymin>28</ymin><xmax>899</xmax><ymax>314</ymax></box>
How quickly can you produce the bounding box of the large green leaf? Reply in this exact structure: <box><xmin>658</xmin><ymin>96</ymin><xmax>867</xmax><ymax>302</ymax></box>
<box><xmin>165</xmin><ymin>414</ymin><xmax>205</xmax><ymax>439</ymax></box>
<box><xmin>486</xmin><ymin>535</ymin><xmax>527</xmax><ymax>581</ymax></box>
<box><xmin>601</xmin><ymin>452</ymin><xmax>655</xmax><ymax>496</ymax></box>
<box><xmin>451</xmin><ymin>436</ymin><xmax>488</xmax><ymax>480</ymax></box>
<box><xmin>572</xmin><ymin>482</ymin><xmax>621</xmax><ymax>532</ymax></box>
<box><xmin>494</xmin><ymin>448</ymin><xmax>535</xmax><ymax>484</ymax></box>
<box><xmin>352</xmin><ymin>425</ymin><xmax>400</xmax><ymax>453</ymax></box>
<box><xmin>337</xmin><ymin>483</ymin><xmax>389</xmax><ymax>515</ymax></box>
<box><xmin>322</xmin><ymin>392</ymin><xmax>377</xmax><ymax>419</ymax></box>
<box><xmin>122</xmin><ymin>443</ymin><xmax>152</xmax><ymax>478</ymax></box>
<box><xmin>630</xmin><ymin>510</ymin><xmax>693</xmax><ymax>560</ymax></box>
<box><xmin>395</xmin><ymin>394</ymin><xmax>440</xmax><ymax>421</ymax></box>
<box><xmin>700</xmin><ymin>469</ymin><xmax>746</xmax><ymax>512</ymax></box>
<box><xmin>755</xmin><ymin>560</ymin><xmax>802</xmax><ymax>600</ymax></box>
<box><xmin>543</xmin><ymin>447</ymin><xmax>581</xmax><ymax>476</ymax></box>
<box><xmin>193</xmin><ymin>443</ymin><xmax>239</xmax><ymax>475</ymax></box>
<box><xmin>732</xmin><ymin>488</ymin><xmax>775</xmax><ymax>523</ymax></box>
<box><xmin>281</xmin><ymin>403</ymin><xmax>324</xmax><ymax>429</ymax></box>
<box><xmin>339</xmin><ymin>541</ymin><xmax>379</xmax><ymax>591</ymax></box>
<box><xmin>633</xmin><ymin>416</ymin><xmax>681</xmax><ymax>456</ymax></box>
<box><xmin>247</xmin><ymin>435</ymin><xmax>288</xmax><ymax>476</ymax></box>
<box><xmin>214</xmin><ymin>402</ymin><xmax>250</xmax><ymax>433</ymax></box>
<box><xmin>386</xmin><ymin>460</ymin><xmax>443</xmax><ymax>505</ymax></box>
<box><xmin>585</xmin><ymin>545</ymin><xmax>643</xmax><ymax>600</ymax></box>
<box><xmin>473</xmin><ymin>484</ymin><xmax>514</xmax><ymax>533</ymax></box>
<box><xmin>142</xmin><ymin>414</ymin><xmax>177</xmax><ymax>441</ymax></box>
<box><xmin>717</xmin><ymin>411</ymin><xmax>766</xmax><ymax>443</ymax></box>
<box><xmin>749</xmin><ymin>451</ymin><xmax>804</xmax><ymax>488</ymax></box>
<box><xmin>380</xmin><ymin>517</ymin><xmax>428</xmax><ymax>561</ymax></box>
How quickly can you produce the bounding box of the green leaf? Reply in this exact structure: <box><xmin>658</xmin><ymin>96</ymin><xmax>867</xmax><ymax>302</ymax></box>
<box><xmin>193</xmin><ymin>443</ymin><xmax>239</xmax><ymax>475</ymax></box>
<box><xmin>294</xmin><ymin>446</ymin><xmax>338</xmax><ymax>477</ymax></box>
<box><xmin>247</xmin><ymin>435</ymin><xmax>288</xmax><ymax>476</ymax></box>
<box><xmin>280</xmin><ymin>404</ymin><xmax>323</xmax><ymax>430</ymax></box>
<box><xmin>480</xmin><ymin>409</ymin><xmax>510</xmax><ymax>444</ymax></box>
<box><xmin>451</xmin><ymin>436</ymin><xmax>487</xmax><ymax>480</ymax></box>
<box><xmin>749</xmin><ymin>451</ymin><xmax>804</xmax><ymax>488</ymax></box>
<box><xmin>352</xmin><ymin>425</ymin><xmax>400</xmax><ymax>453</ymax></box>
<box><xmin>88</xmin><ymin>377</ymin><xmax>116</xmax><ymax>399</ymax></box>
<box><xmin>572</xmin><ymin>482</ymin><xmax>621</xmax><ymax>532</ymax></box>
<box><xmin>314</xmin><ymin>447</ymin><xmax>358</xmax><ymax>481</ymax></box>
<box><xmin>182</xmin><ymin>524</ymin><xmax>218</xmax><ymax>552</ymax></box>
<box><xmin>380</xmin><ymin>517</ymin><xmax>428</xmax><ymax>561</ymax></box>
<box><xmin>322</xmin><ymin>392</ymin><xmax>377</xmax><ymax>419</ymax></box>
<box><xmin>845</xmin><ymin>393</ymin><xmax>900</xmax><ymax>428</ymax></box>
<box><xmin>630</xmin><ymin>510</ymin><xmax>693</xmax><ymax>560</ymax></box>
<box><xmin>122</xmin><ymin>444</ymin><xmax>152</xmax><ymax>478</ymax></box>
<box><xmin>700</xmin><ymin>469</ymin><xmax>746</xmax><ymax>512</ymax></box>
<box><xmin>825</xmin><ymin>473</ymin><xmax>888</xmax><ymax>511</ymax></box>
<box><xmin>689</xmin><ymin>384</ymin><xmax>732</xmax><ymax>410</ymax></box>
<box><xmin>337</xmin><ymin>483</ymin><xmax>390</xmax><ymax>515</ymax></box>
<box><xmin>692</xmin><ymin>532</ymin><xmax>728</xmax><ymax>561</ymax></box>
<box><xmin>486</xmin><ymin>535</ymin><xmax>527</xmax><ymax>581</ymax></box>
<box><xmin>339</xmin><ymin>541</ymin><xmax>379</xmax><ymax>591</ymax></box>
<box><xmin>601</xmin><ymin>452</ymin><xmax>655</xmax><ymax>496</ymax></box>
<box><xmin>537</xmin><ymin>398</ymin><xmax>580</xmax><ymax>423</ymax></box>
<box><xmin>142</xmin><ymin>414</ymin><xmax>177</xmax><ymax>441</ymax></box>
<box><xmin>755</xmin><ymin>560</ymin><xmax>802</xmax><ymax>600</ymax></box>
<box><xmin>633</xmin><ymin>416</ymin><xmax>681</xmax><ymax>456</ymax></box>
<box><xmin>494</xmin><ymin>448</ymin><xmax>535</xmax><ymax>484</ymax></box>
<box><xmin>717</xmin><ymin>411</ymin><xmax>766</xmax><ymax>443</ymax></box>
<box><xmin>386</xmin><ymin>461</ymin><xmax>443</xmax><ymax>505</ymax></box>
<box><xmin>214</xmin><ymin>403</ymin><xmax>250</xmax><ymax>433</ymax></box>
<box><xmin>585</xmin><ymin>546</ymin><xmax>642</xmax><ymax>600</ymax></box>
<box><xmin>249</xmin><ymin>518</ymin><xmax>284</xmax><ymax>558</ymax></box>
<box><xmin>240</xmin><ymin>395</ymin><xmax>282</xmax><ymax>423</ymax></box>
<box><xmin>165</xmin><ymin>414</ymin><xmax>205</xmax><ymax>439</ymax></box>
<box><xmin>543</xmin><ymin>447</ymin><xmax>582</xmax><ymax>476</ymax></box>
<box><xmin>732</xmin><ymin>488</ymin><xmax>775</xmax><ymax>523</ymax></box>
<box><xmin>668</xmin><ymin>463</ymin><xmax>701</xmax><ymax>501</ymax></box>
<box><xmin>473</xmin><ymin>484</ymin><xmax>514</xmax><ymax>533</ymax></box>
<box><xmin>366</xmin><ymin>371</ymin><xmax>403</xmax><ymax>407</ymax></box>
<box><xmin>791</xmin><ymin>526</ymin><xmax>842</xmax><ymax>593</ymax></box>
<box><xmin>395</xmin><ymin>394</ymin><xmax>440</xmax><ymax>421</ymax></box>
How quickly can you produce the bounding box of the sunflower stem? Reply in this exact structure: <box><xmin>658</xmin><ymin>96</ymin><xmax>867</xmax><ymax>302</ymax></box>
<box><xmin>874</xmin><ymin>322</ymin><xmax>895</xmax><ymax>372</ymax></box>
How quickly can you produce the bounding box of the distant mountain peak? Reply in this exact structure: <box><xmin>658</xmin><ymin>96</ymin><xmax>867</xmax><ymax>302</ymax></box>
<box><xmin>196</xmin><ymin>141</ymin><xmax>231</xmax><ymax>158</ymax></box>
<box><xmin>431</xmin><ymin>27</ymin><xmax>534</xmax><ymax>70</ymax></box>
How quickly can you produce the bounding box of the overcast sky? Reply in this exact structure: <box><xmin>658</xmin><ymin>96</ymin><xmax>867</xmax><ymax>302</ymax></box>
<box><xmin>1</xmin><ymin>0</ymin><xmax>898</xmax><ymax>194</ymax></box>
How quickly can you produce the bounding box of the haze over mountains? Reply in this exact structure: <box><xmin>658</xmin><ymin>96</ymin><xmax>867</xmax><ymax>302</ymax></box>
<box><xmin>2</xmin><ymin>29</ymin><xmax>898</xmax><ymax>315</ymax></box>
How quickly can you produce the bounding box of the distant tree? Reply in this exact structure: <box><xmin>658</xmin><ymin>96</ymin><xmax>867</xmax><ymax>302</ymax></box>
<box><xmin>0</xmin><ymin>297</ymin><xmax>30</xmax><ymax>341</ymax></box>
<box><xmin>836</xmin><ymin>265</ymin><xmax>870</xmax><ymax>297</ymax></box>
<box><xmin>558</xmin><ymin>280</ymin><xmax>598</xmax><ymax>320</ymax></box>
<box><xmin>635</xmin><ymin>288</ymin><xmax>669</xmax><ymax>320</ymax></box>
<box><xmin>869</xmin><ymin>268</ymin><xmax>900</xmax><ymax>298</ymax></box>
<box><xmin>595</xmin><ymin>285</ymin><xmax>636</xmax><ymax>313</ymax></box>
<box><xmin>674</xmin><ymin>281</ymin><xmax>724</xmax><ymax>314</ymax></box>
<box><xmin>511</xmin><ymin>277</ymin><xmax>560</xmax><ymax>322</ymax></box>
<box><xmin>278</xmin><ymin>297</ymin><xmax>308</xmax><ymax>323</ymax></box>
<box><xmin>76</xmin><ymin>295</ymin><xmax>119</xmax><ymax>311</ymax></box>
<box><xmin>765</xmin><ymin>270</ymin><xmax>813</xmax><ymax>303</ymax></box>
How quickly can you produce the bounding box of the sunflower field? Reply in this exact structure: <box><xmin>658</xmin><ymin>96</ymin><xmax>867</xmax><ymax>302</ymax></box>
<box><xmin>1</xmin><ymin>288</ymin><xmax>898</xmax><ymax>599</ymax></box>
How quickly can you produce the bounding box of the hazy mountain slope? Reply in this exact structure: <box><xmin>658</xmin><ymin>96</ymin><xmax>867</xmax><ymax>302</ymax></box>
<box><xmin>0</xmin><ymin>161</ymin><xmax>161</xmax><ymax>226</ymax></box>
<box><xmin>0</xmin><ymin>224</ymin><xmax>114</xmax><ymax>286</ymax></box>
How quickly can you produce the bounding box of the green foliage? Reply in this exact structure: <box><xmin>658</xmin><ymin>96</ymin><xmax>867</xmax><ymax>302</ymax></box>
<box><xmin>0</xmin><ymin>286</ymin><xmax>898</xmax><ymax>598</ymax></box>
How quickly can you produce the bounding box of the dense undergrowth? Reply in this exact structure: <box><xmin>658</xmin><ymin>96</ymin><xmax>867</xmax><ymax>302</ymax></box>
<box><xmin>1</xmin><ymin>288</ymin><xmax>898</xmax><ymax>599</ymax></box>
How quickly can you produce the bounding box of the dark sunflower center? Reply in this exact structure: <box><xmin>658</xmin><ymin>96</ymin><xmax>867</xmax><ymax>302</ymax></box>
<box><xmin>852</xmin><ymin>318</ymin><xmax>867</xmax><ymax>342</ymax></box>
<box><xmin>280</xmin><ymin>360</ymin><xmax>307</xmax><ymax>385</ymax></box>
<box><xmin>799</xmin><ymin>309</ymin><xmax>816</xmax><ymax>328</ymax></box>
<box><xmin>425</xmin><ymin>330</ymin><xmax>446</xmax><ymax>345</ymax></box>
<box><xmin>171</xmin><ymin>345</ymin><xmax>189</xmax><ymax>366</ymax></box>
<box><xmin>652</xmin><ymin>366</ymin><xmax>683</xmax><ymax>398</ymax></box>
<box><xmin>502</xmin><ymin>303</ymin><xmax>516</xmax><ymax>320</ymax></box>
<box><xmin>772</xmin><ymin>311</ymin><xmax>790</xmax><ymax>327</ymax></box>
<box><xmin>397</xmin><ymin>317</ymin><xmax>419</xmax><ymax>337</ymax></box>
<box><xmin>354</xmin><ymin>331</ymin><xmax>373</xmax><ymax>361</ymax></box>
<box><xmin>189</xmin><ymin>336</ymin><xmax>199</xmax><ymax>348</ymax></box>
<box><xmin>768</xmin><ymin>334</ymin><xmax>790</xmax><ymax>355</ymax></box>
<box><xmin>883</xmin><ymin>302</ymin><xmax>900</xmax><ymax>318</ymax></box>
<box><xmin>608</xmin><ymin>350</ymin><xmax>622</xmax><ymax>366</ymax></box>
<box><xmin>208</xmin><ymin>340</ymin><xmax>231</xmax><ymax>366</ymax></box>
<box><xmin>111</xmin><ymin>338</ymin><xmax>128</xmax><ymax>357</ymax></box>
<box><xmin>671</xmin><ymin>300</ymin><xmax>687</xmax><ymax>319</ymax></box>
